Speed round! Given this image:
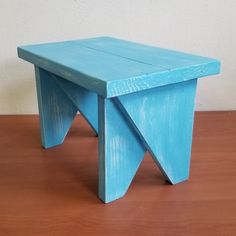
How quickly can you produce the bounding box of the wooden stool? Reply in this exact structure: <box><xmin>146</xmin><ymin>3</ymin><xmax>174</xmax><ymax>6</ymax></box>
<box><xmin>18</xmin><ymin>37</ymin><xmax>220</xmax><ymax>203</ymax></box>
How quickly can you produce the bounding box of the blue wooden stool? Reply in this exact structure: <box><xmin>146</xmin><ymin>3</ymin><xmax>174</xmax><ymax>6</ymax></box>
<box><xmin>18</xmin><ymin>37</ymin><xmax>220</xmax><ymax>203</ymax></box>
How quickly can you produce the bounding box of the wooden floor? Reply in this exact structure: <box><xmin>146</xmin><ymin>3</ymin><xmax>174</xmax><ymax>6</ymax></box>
<box><xmin>0</xmin><ymin>112</ymin><xmax>235</xmax><ymax>236</ymax></box>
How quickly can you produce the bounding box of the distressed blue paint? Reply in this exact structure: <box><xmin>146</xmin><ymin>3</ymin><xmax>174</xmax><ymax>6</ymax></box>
<box><xmin>117</xmin><ymin>79</ymin><xmax>197</xmax><ymax>184</ymax></box>
<box><xmin>35</xmin><ymin>67</ymin><xmax>98</xmax><ymax>148</ymax></box>
<box><xmin>98</xmin><ymin>97</ymin><xmax>145</xmax><ymax>203</ymax></box>
<box><xmin>78</xmin><ymin>37</ymin><xmax>219</xmax><ymax>69</ymax></box>
<box><xmin>17</xmin><ymin>37</ymin><xmax>220</xmax><ymax>97</ymax></box>
<box><xmin>18</xmin><ymin>37</ymin><xmax>221</xmax><ymax>203</ymax></box>
<box><xmin>98</xmin><ymin>79</ymin><xmax>196</xmax><ymax>202</ymax></box>
<box><xmin>54</xmin><ymin>76</ymin><xmax>98</xmax><ymax>134</ymax></box>
<box><xmin>35</xmin><ymin>67</ymin><xmax>78</xmax><ymax>148</ymax></box>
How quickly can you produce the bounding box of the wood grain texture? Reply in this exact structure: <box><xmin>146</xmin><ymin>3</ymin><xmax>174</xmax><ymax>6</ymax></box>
<box><xmin>78</xmin><ymin>37</ymin><xmax>219</xmax><ymax>69</ymax></box>
<box><xmin>33</xmin><ymin>68</ymin><xmax>198</xmax><ymax>201</ymax></box>
<box><xmin>19</xmin><ymin>37</ymin><xmax>220</xmax><ymax>203</ymax></box>
<box><xmin>35</xmin><ymin>67</ymin><xmax>97</xmax><ymax>148</ymax></box>
<box><xmin>17</xmin><ymin>37</ymin><xmax>220</xmax><ymax>97</ymax></box>
<box><xmin>54</xmin><ymin>75</ymin><xmax>98</xmax><ymax>134</ymax></box>
<box><xmin>35</xmin><ymin>66</ymin><xmax>78</xmax><ymax>148</ymax></box>
<box><xmin>0</xmin><ymin>112</ymin><xmax>236</xmax><ymax>236</ymax></box>
<box><xmin>97</xmin><ymin>79</ymin><xmax>197</xmax><ymax>202</ymax></box>
<box><xmin>117</xmin><ymin>79</ymin><xmax>197</xmax><ymax>184</ymax></box>
<box><xmin>98</xmin><ymin>96</ymin><xmax>145</xmax><ymax>202</ymax></box>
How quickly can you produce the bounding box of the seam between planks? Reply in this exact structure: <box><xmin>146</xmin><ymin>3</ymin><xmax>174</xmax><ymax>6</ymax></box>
<box><xmin>74</xmin><ymin>42</ymin><xmax>170</xmax><ymax>70</ymax></box>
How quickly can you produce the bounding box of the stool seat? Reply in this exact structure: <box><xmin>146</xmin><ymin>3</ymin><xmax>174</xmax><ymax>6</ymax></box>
<box><xmin>18</xmin><ymin>37</ymin><xmax>220</xmax><ymax>97</ymax></box>
<box><xmin>18</xmin><ymin>37</ymin><xmax>220</xmax><ymax>203</ymax></box>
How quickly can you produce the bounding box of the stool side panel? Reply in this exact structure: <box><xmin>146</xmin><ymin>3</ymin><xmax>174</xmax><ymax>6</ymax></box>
<box><xmin>117</xmin><ymin>79</ymin><xmax>198</xmax><ymax>184</ymax></box>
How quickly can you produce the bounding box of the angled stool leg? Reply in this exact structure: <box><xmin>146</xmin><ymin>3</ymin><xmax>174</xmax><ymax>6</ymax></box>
<box><xmin>98</xmin><ymin>96</ymin><xmax>146</xmax><ymax>203</ymax></box>
<box><xmin>35</xmin><ymin>67</ymin><xmax>78</xmax><ymax>148</ymax></box>
<box><xmin>117</xmin><ymin>79</ymin><xmax>198</xmax><ymax>184</ymax></box>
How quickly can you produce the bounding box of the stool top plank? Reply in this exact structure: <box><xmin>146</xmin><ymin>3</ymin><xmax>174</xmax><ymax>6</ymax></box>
<box><xmin>18</xmin><ymin>36</ymin><xmax>220</xmax><ymax>97</ymax></box>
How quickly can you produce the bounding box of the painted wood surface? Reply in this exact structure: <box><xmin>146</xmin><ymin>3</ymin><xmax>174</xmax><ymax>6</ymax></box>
<box><xmin>18</xmin><ymin>37</ymin><xmax>220</xmax><ymax>97</ymax></box>
<box><xmin>18</xmin><ymin>37</ymin><xmax>221</xmax><ymax>203</ymax></box>
<box><xmin>97</xmin><ymin>79</ymin><xmax>197</xmax><ymax>202</ymax></box>
<box><xmin>35</xmin><ymin>67</ymin><xmax>97</xmax><ymax>148</ymax></box>
<box><xmin>117</xmin><ymin>79</ymin><xmax>197</xmax><ymax>184</ymax></box>
<box><xmin>78</xmin><ymin>37</ymin><xmax>218</xmax><ymax>69</ymax></box>
<box><xmin>98</xmin><ymin>96</ymin><xmax>145</xmax><ymax>203</ymax></box>
<box><xmin>54</xmin><ymin>76</ymin><xmax>98</xmax><ymax>134</ymax></box>
<box><xmin>35</xmin><ymin>66</ymin><xmax>198</xmax><ymax>202</ymax></box>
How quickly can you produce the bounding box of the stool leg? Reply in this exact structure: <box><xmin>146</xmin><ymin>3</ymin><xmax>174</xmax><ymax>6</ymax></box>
<box><xmin>35</xmin><ymin>67</ymin><xmax>98</xmax><ymax>148</ymax></box>
<box><xmin>117</xmin><ymin>79</ymin><xmax>198</xmax><ymax>184</ymax></box>
<box><xmin>98</xmin><ymin>96</ymin><xmax>145</xmax><ymax>203</ymax></box>
<box><xmin>35</xmin><ymin>67</ymin><xmax>78</xmax><ymax>148</ymax></box>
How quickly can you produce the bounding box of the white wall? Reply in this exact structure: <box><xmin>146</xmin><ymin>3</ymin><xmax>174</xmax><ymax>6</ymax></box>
<box><xmin>0</xmin><ymin>0</ymin><xmax>235</xmax><ymax>114</ymax></box>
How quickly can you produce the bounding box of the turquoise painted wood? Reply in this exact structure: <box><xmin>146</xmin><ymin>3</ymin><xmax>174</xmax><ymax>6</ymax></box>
<box><xmin>116</xmin><ymin>79</ymin><xmax>197</xmax><ymax>184</ymax></box>
<box><xmin>18</xmin><ymin>37</ymin><xmax>220</xmax><ymax>97</ymax></box>
<box><xmin>54</xmin><ymin>76</ymin><xmax>98</xmax><ymax>135</ymax></box>
<box><xmin>98</xmin><ymin>97</ymin><xmax>145</xmax><ymax>203</ymax></box>
<box><xmin>18</xmin><ymin>37</ymin><xmax>220</xmax><ymax>203</ymax></box>
<box><xmin>35</xmin><ymin>67</ymin><xmax>97</xmax><ymax>148</ymax></box>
